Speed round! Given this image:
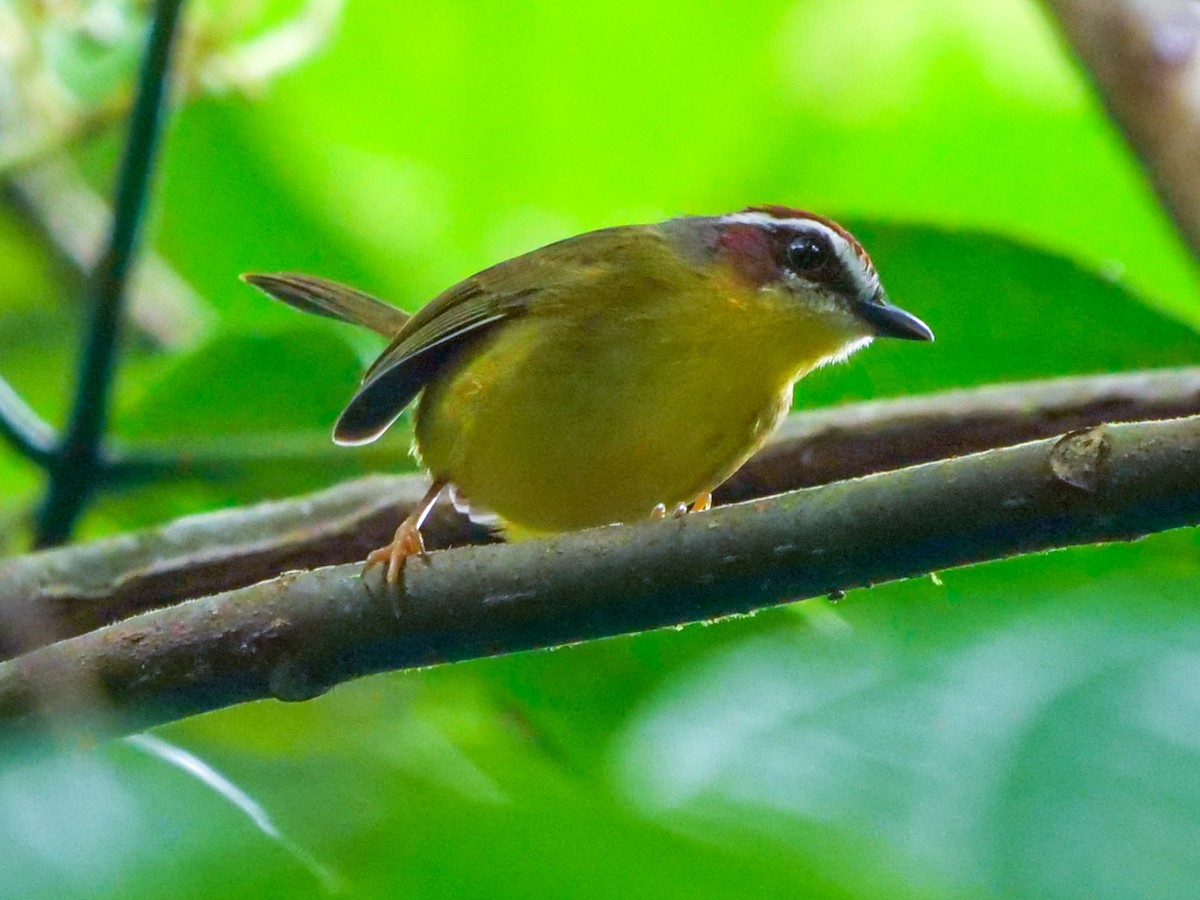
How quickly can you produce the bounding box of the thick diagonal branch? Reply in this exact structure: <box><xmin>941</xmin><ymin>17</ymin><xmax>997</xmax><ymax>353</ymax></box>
<box><xmin>2</xmin><ymin>414</ymin><xmax>1199</xmax><ymax>746</ymax></box>
<box><xmin>2</xmin><ymin>366</ymin><xmax>1198</xmax><ymax>658</ymax></box>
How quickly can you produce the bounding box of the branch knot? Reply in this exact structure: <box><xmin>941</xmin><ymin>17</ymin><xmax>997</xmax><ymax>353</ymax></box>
<box><xmin>1050</xmin><ymin>425</ymin><xmax>1112</xmax><ymax>493</ymax></box>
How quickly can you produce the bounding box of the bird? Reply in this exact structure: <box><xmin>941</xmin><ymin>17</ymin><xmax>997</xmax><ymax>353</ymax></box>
<box><xmin>244</xmin><ymin>205</ymin><xmax>933</xmax><ymax>583</ymax></box>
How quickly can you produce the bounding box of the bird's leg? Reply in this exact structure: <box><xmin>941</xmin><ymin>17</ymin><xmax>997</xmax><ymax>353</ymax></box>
<box><xmin>365</xmin><ymin>476</ymin><xmax>449</xmax><ymax>585</ymax></box>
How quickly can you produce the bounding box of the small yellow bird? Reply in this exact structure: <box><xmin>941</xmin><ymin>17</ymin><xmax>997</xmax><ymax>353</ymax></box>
<box><xmin>245</xmin><ymin>206</ymin><xmax>932</xmax><ymax>582</ymax></box>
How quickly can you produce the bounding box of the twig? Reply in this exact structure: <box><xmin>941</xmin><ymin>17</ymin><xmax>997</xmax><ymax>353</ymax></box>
<box><xmin>9</xmin><ymin>161</ymin><xmax>211</xmax><ymax>349</ymax></box>
<box><xmin>33</xmin><ymin>0</ymin><xmax>186</xmax><ymax>547</ymax></box>
<box><xmin>1046</xmin><ymin>0</ymin><xmax>1200</xmax><ymax>256</ymax></box>
<box><xmin>3</xmin><ymin>366</ymin><xmax>1199</xmax><ymax>656</ymax></box>
<box><xmin>0</xmin><ymin>103</ymin><xmax>128</xmax><ymax>177</ymax></box>
<box><xmin>0</xmin><ymin>374</ymin><xmax>55</xmax><ymax>467</ymax></box>
<box><xmin>2</xmin><ymin>414</ymin><xmax>1199</xmax><ymax>745</ymax></box>
<box><xmin>0</xmin><ymin>2</ymin><xmax>344</xmax><ymax>349</ymax></box>
<box><xmin>197</xmin><ymin>0</ymin><xmax>344</xmax><ymax>93</ymax></box>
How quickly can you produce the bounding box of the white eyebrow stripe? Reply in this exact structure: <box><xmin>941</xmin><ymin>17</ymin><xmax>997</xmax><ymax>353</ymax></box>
<box><xmin>721</xmin><ymin>210</ymin><xmax>825</xmax><ymax>231</ymax></box>
<box><xmin>720</xmin><ymin>211</ymin><xmax>880</xmax><ymax>298</ymax></box>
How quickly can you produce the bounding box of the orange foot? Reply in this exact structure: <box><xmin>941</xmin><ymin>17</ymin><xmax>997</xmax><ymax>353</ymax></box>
<box><xmin>365</xmin><ymin>517</ymin><xmax>428</xmax><ymax>585</ymax></box>
<box><xmin>365</xmin><ymin>477</ymin><xmax>448</xmax><ymax>585</ymax></box>
<box><xmin>650</xmin><ymin>492</ymin><xmax>714</xmax><ymax>521</ymax></box>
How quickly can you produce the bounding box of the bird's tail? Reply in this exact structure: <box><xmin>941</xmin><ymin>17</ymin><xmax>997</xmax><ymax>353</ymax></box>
<box><xmin>241</xmin><ymin>272</ymin><xmax>410</xmax><ymax>337</ymax></box>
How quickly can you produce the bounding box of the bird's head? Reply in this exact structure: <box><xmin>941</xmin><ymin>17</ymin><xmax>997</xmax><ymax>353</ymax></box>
<box><xmin>681</xmin><ymin>205</ymin><xmax>933</xmax><ymax>346</ymax></box>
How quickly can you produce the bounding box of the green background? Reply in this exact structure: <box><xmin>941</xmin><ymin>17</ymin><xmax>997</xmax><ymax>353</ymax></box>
<box><xmin>2</xmin><ymin>0</ymin><xmax>1200</xmax><ymax>897</ymax></box>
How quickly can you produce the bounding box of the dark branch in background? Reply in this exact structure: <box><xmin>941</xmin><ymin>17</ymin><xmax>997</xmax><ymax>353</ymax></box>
<box><xmin>0</xmin><ymin>374</ymin><xmax>55</xmax><ymax>467</ymax></box>
<box><xmin>33</xmin><ymin>0</ymin><xmax>186</xmax><ymax>548</ymax></box>
<box><xmin>717</xmin><ymin>365</ymin><xmax>1200</xmax><ymax>501</ymax></box>
<box><xmin>0</xmin><ymin>476</ymin><xmax>498</xmax><ymax>660</ymax></box>
<box><xmin>1</xmin><ymin>366</ymin><xmax>1198</xmax><ymax>659</ymax></box>
<box><xmin>2</xmin><ymin>415</ymin><xmax>1200</xmax><ymax>746</ymax></box>
<box><xmin>98</xmin><ymin>366</ymin><xmax>1200</xmax><ymax>492</ymax></box>
<box><xmin>1046</xmin><ymin>0</ymin><xmax>1200</xmax><ymax>256</ymax></box>
<box><xmin>5</xmin><ymin>163</ymin><xmax>211</xmax><ymax>349</ymax></box>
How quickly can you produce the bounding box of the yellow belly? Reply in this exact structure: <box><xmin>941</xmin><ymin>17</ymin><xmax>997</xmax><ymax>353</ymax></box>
<box><xmin>413</xmin><ymin>284</ymin><xmax>855</xmax><ymax>533</ymax></box>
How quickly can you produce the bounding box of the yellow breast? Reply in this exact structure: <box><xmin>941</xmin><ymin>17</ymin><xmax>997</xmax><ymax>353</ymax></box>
<box><xmin>413</xmin><ymin>246</ymin><xmax>863</xmax><ymax>532</ymax></box>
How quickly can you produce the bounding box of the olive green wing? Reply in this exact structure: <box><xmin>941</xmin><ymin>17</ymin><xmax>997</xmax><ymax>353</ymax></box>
<box><xmin>241</xmin><ymin>272</ymin><xmax>410</xmax><ymax>337</ymax></box>
<box><xmin>332</xmin><ymin>225</ymin><xmax>651</xmax><ymax>446</ymax></box>
<box><xmin>332</xmin><ymin>279</ymin><xmax>536</xmax><ymax>445</ymax></box>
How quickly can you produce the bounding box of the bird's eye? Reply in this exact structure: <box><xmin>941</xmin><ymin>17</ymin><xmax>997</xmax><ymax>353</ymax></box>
<box><xmin>785</xmin><ymin>234</ymin><xmax>832</xmax><ymax>275</ymax></box>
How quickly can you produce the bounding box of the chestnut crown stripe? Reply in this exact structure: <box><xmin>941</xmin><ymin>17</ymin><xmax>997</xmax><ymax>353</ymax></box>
<box><xmin>743</xmin><ymin>204</ymin><xmax>871</xmax><ymax>264</ymax></box>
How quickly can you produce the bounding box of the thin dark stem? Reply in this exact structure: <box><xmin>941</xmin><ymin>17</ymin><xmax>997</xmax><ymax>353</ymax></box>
<box><xmin>0</xmin><ymin>374</ymin><xmax>55</xmax><ymax>466</ymax></box>
<box><xmin>33</xmin><ymin>0</ymin><xmax>185</xmax><ymax>548</ymax></box>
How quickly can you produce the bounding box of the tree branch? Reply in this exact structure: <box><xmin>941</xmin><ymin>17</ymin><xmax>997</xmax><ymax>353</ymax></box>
<box><xmin>717</xmin><ymin>365</ymin><xmax>1200</xmax><ymax>501</ymax></box>
<box><xmin>98</xmin><ymin>367</ymin><xmax>1200</xmax><ymax>495</ymax></box>
<box><xmin>0</xmin><ymin>373</ymin><xmax>55</xmax><ymax>467</ymax></box>
<box><xmin>2</xmin><ymin>414</ymin><xmax>1199</xmax><ymax>746</ymax></box>
<box><xmin>3</xmin><ymin>367</ymin><xmax>1199</xmax><ymax>658</ymax></box>
<box><xmin>1046</xmin><ymin>0</ymin><xmax>1200</xmax><ymax>256</ymax></box>
<box><xmin>7</xmin><ymin>160</ymin><xmax>212</xmax><ymax>350</ymax></box>
<box><xmin>34</xmin><ymin>0</ymin><xmax>186</xmax><ymax>548</ymax></box>
<box><xmin>0</xmin><ymin>475</ymin><xmax>497</xmax><ymax>659</ymax></box>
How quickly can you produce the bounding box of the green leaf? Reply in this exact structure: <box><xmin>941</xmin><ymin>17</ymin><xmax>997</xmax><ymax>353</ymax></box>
<box><xmin>609</xmin><ymin>531</ymin><xmax>1200</xmax><ymax>898</ymax></box>
<box><xmin>793</xmin><ymin>223</ymin><xmax>1200</xmax><ymax>408</ymax></box>
<box><xmin>93</xmin><ymin>326</ymin><xmax>413</xmax><ymax>528</ymax></box>
<box><xmin>121</xmin><ymin>327</ymin><xmax>363</xmax><ymax>439</ymax></box>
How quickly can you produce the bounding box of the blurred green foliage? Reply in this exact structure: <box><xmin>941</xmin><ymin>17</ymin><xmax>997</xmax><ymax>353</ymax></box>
<box><xmin>1</xmin><ymin>0</ymin><xmax>1199</xmax><ymax>897</ymax></box>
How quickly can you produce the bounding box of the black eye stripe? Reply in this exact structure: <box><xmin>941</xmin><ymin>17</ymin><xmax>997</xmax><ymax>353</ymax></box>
<box><xmin>778</xmin><ymin>228</ymin><xmax>866</xmax><ymax>298</ymax></box>
<box><xmin>745</xmin><ymin>217</ymin><xmax>876</xmax><ymax>298</ymax></box>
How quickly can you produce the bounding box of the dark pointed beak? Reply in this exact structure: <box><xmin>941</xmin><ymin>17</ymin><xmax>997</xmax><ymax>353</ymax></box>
<box><xmin>856</xmin><ymin>294</ymin><xmax>934</xmax><ymax>342</ymax></box>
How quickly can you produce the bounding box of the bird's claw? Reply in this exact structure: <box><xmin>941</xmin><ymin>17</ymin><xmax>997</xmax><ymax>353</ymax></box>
<box><xmin>365</xmin><ymin>519</ymin><xmax>428</xmax><ymax>585</ymax></box>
